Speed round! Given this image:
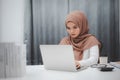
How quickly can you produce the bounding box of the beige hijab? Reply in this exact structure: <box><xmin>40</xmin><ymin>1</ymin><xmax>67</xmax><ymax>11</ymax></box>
<box><xmin>60</xmin><ymin>11</ymin><xmax>101</xmax><ymax>60</ymax></box>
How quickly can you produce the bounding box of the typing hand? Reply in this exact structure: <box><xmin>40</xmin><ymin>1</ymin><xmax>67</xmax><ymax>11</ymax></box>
<box><xmin>75</xmin><ymin>61</ymin><xmax>80</xmax><ymax>69</ymax></box>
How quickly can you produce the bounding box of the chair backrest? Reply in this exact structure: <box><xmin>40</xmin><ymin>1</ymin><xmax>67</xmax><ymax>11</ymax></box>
<box><xmin>98</xmin><ymin>40</ymin><xmax>103</xmax><ymax>64</ymax></box>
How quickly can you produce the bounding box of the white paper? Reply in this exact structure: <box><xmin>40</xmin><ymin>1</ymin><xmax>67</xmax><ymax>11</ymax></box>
<box><xmin>0</xmin><ymin>43</ymin><xmax>5</xmax><ymax>78</ymax></box>
<box><xmin>0</xmin><ymin>43</ymin><xmax>26</xmax><ymax>78</ymax></box>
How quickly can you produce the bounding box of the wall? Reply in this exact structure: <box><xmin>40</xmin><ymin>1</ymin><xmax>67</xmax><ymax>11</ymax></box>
<box><xmin>0</xmin><ymin>0</ymin><xmax>2</xmax><ymax>39</ymax></box>
<box><xmin>0</xmin><ymin>0</ymin><xmax>25</xmax><ymax>43</ymax></box>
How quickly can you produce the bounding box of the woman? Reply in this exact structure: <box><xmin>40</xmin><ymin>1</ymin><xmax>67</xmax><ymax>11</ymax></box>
<box><xmin>59</xmin><ymin>11</ymin><xmax>101</xmax><ymax>69</ymax></box>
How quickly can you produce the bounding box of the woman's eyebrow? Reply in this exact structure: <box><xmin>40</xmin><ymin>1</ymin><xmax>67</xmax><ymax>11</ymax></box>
<box><xmin>73</xmin><ymin>25</ymin><xmax>76</xmax><ymax>27</ymax></box>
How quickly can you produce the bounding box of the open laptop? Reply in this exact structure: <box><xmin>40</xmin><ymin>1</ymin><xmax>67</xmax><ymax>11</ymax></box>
<box><xmin>40</xmin><ymin>45</ymin><xmax>86</xmax><ymax>72</ymax></box>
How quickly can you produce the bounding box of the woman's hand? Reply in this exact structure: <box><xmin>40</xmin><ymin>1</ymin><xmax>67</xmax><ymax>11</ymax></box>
<box><xmin>75</xmin><ymin>60</ymin><xmax>81</xmax><ymax>69</ymax></box>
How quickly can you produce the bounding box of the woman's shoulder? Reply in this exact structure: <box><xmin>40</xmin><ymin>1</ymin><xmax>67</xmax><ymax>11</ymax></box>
<box><xmin>61</xmin><ymin>36</ymin><xmax>69</xmax><ymax>40</ymax></box>
<box><xmin>88</xmin><ymin>35</ymin><xmax>101</xmax><ymax>48</ymax></box>
<box><xmin>59</xmin><ymin>36</ymin><xmax>70</xmax><ymax>44</ymax></box>
<box><xmin>88</xmin><ymin>35</ymin><xmax>98</xmax><ymax>41</ymax></box>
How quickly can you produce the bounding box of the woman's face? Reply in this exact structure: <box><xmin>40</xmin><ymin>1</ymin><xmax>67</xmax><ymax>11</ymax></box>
<box><xmin>66</xmin><ymin>22</ymin><xmax>80</xmax><ymax>38</ymax></box>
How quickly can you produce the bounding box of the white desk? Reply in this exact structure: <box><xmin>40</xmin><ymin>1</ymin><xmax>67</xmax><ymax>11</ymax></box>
<box><xmin>1</xmin><ymin>65</ymin><xmax>120</xmax><ymax>80</ymax></box>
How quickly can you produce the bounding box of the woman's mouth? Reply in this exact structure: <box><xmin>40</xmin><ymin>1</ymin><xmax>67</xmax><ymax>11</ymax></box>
<box><xmin>71</xmin><ymin>34</ymin><xmax>75</xmax><ymax>36</ymax></box>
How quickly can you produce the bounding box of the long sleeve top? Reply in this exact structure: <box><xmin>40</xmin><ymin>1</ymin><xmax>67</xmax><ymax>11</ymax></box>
<box><xmin>79</xmin><ymin>45</ymin><xmax>99</xmax><ymax>67</ymax></box>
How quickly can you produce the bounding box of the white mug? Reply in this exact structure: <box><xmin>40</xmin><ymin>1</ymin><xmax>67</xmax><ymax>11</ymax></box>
<box><xmin>99</xmin><ymin>56</ymin><xmax>108</xmax><ymax>64</ymax></box>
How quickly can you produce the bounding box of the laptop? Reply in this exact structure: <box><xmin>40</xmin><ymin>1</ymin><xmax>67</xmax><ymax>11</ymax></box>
<box><xmin>40</xmin><ymin>45</ymin><xmax>86</xmax><ymax>72</ymax></box>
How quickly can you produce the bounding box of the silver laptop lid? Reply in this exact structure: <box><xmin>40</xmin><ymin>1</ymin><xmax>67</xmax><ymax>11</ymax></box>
<box><xmin>40</xmin><ymin>45</ymin><xmax>77</xmax><ymax>71</ymax></box>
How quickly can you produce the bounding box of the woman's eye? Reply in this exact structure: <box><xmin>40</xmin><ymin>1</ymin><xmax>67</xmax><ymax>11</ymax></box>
<box><xmin>66</xmin><ymin>27</ymin><xmax>70</xmax><ymax>30</ymax></box>
<box><xmin>73</xmin><ymin>26</ymin><xmax>78</xmax><ymax>29</ymax></box>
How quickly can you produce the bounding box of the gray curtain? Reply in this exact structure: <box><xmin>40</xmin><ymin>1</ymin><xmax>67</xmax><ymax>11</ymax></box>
<box><xmin>24</xmin><ymin>0</ymin><xmax>119</xmax><ymax>65</ymax></box>
<box><xmin>109</xmin><ymin>0</ymin><xmax>119</xmax><ymax>61</ymax></box>
<box><xmin>24</xmin><ymin>0</ymin><xmax>33</xmax><ymax>64</ymax></box>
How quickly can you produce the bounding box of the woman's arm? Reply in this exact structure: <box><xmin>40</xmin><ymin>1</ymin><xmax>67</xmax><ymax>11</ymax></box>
<box><xmin>79</xmin><ymin>45</ymin><xmax>99</xmax><ymax>67</ymax></box>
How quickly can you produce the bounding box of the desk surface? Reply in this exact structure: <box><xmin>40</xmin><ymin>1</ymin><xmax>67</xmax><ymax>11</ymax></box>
<box><xmin>1</xmin><ymin>65</ymin><xmax>120</xmax><ymax>80</ymax></box>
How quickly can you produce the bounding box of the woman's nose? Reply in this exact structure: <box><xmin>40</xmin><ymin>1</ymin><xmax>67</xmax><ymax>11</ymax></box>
<box><xmin>70</xmin><ymin>29</ymin><xmax>74</xmax><ymax>33</ymax></box>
